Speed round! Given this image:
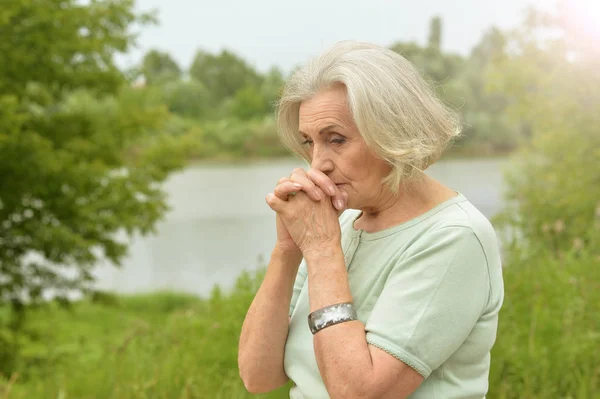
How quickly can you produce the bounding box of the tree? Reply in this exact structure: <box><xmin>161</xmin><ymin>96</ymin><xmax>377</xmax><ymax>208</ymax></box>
<box><xmin>161</xmin><ymin>79</ymin><xmax>212</xmax><ymax>119</ymax></box>
<box><xmin>189</xmin><ymin>49</ymin><xmax>263</xmax><ymax>103</ymax></box>
<box><xmin>0</xmin><ymin>0</ymin><xmax>193</xmax><ymax>323</ymax></box>
<box><xmin>389</xmin><ymin>17</ymin><xmax>464</xmax><ymax>88</ymax></box>
<box><xmin>259</xmin><ymin>66</ymin><xmax>286</xmax><ymax>113</ymax></box>
<box><xmin>491</xmin><ymin>6</ymin><xmax>600</xmax><ymax>257</ymax></box>
<box><xmin>226</xmin><ymin>67</ymin><xmax>285</xmax><ymax>121</ymax></box>
<box><xmin>428</xmin><ymin>16</ymin><xmax>442</xmax><ymax>50</ymax></box>
<box><xmin>141</xmin><ymin>49</ymin><xmax>182</xmax><ymax>85</ymax></box>
<box><xmin>0</xmin><ymin>0</ymin><xmax>154</xmax><ymax>98</ymax></box>
<box><xmin>229</xmin><ymin>85</ymin><xmax>269</xmax><ymax>120</ymax></box>
<box><xmin>451</xmin><ymin>27</ymin><xmax>516</xmax><ymax>153</ymax></box>
<box><xmin>389</xmin><ymin>19</ymin><xmax>522</xmax><ymax>155</ymax></box>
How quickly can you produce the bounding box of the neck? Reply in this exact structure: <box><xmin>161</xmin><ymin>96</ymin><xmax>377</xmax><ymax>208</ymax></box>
<box><xmin>354</xmin><ymin>175</ymin><xmax>457</xmax><ymax>233</ymax></box>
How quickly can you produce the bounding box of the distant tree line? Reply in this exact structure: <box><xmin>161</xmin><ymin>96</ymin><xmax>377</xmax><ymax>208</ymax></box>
<box><xmin>137</xmin><ymin>16</ymin><xmax>523</xmax><ymax>158</ymax></box>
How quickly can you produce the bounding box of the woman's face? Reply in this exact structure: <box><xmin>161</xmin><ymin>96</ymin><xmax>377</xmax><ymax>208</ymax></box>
<box><xmin>298</xmin><ymin>84</ymin><xmax>393</xmax><ymax>210</ymax></box>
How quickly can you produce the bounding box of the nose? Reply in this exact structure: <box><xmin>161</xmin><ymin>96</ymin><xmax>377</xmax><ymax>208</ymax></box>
<box><xmin>310</xmin><ymin>144</ymin><xmax>334</xmax><ymax>174</ymax></box>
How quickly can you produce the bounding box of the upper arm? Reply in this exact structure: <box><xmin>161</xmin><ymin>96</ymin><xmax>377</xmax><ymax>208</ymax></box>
<box><xmin>364</xmin><ymin>227</ymin><xmax>490</xmax><ymax>394</ymax></box>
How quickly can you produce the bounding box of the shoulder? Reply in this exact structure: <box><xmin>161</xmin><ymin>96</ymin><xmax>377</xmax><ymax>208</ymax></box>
<box><xmin>411</xmin><ymin>194</ymin><xmax>500</xmax><ymax>257</ymax></box>
<box><xmin>404</xmin><ymin>195</ymin><xmax>503</xmax><ymax>311</ymax></box>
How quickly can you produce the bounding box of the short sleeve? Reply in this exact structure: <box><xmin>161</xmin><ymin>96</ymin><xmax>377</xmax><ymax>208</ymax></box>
<box><xmin>365</xmin><ymin>226</ymin><xmax>490</xmax><ymax>378</ymax></box>
<box><xmin>289</xmin><ymin>259</ymin><xmax>308</xmax><ymax>317</ymax></box>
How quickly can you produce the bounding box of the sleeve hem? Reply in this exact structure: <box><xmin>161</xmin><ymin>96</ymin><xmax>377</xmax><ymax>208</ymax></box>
<box><xmin>366</xmin><ymin>333</ymin><xmax>432</xmax><ymax>378</ymax></box>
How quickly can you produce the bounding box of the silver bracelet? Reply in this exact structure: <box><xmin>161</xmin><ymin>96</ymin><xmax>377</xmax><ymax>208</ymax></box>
<box><xmin>307</xmin><ymin>302</ymin><xmax>358</xmax><ymax>335</ymax></box>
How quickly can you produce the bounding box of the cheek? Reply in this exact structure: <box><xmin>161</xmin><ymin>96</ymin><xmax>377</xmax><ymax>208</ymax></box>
<box><xmin>336</xmin><ymin>146</ymin><xmax>387</xmax><ymax>190</ymax></box>
<box><xmin>356</xmin><ymin>160</ymin><xmax>390</xmax><ymax>193</ymax></box>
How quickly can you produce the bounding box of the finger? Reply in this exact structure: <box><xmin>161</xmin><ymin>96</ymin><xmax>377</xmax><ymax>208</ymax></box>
<box><xmin>307</xmin><ymin>169</ymin><xmax>346</xmax><ymax>211</ymax></box>
<box><xmin>306</xmin><ymin>169</ymin><xmax>336</xmax><ymax>196</ymax></box>
<box><xmin>289</xmin><ymin>171</ymin><xmax>323</xmax><ymax>201</ymax></box>
<box><xmin>336</xmin><ymin>191</ymin><xmax>349</xmax><ymax>216</ymax></box>
<box><xmin>265</xmin><ymin>192</ymin><xmax>286</xmax><ymax>213</ymax></box>
<box><xmin>292</xmin><ymin>167</ymin><xmax>307</xmax><ymax>177</ymax></box>
<box><xmin>274</xmin><ymin>181</ymin><xmax>303</xmax><ymax>200</ymax></box>
<box><xmin>340</xmin><ymin>190</ymin><xmax>348</xmax><ymax>208</ymax></box>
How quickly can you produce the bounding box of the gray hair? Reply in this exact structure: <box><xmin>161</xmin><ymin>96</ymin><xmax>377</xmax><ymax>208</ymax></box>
<box><xmin>276</xmin><ymin>40</ymin><xmax>462</xmax><ymax>192</ymax></box>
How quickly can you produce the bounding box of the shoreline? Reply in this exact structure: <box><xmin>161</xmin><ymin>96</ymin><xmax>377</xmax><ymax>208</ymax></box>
<box><xmin>185</xmin><ymin>151</ymin><xmax>513</xmax><ymax>168</ymax></box>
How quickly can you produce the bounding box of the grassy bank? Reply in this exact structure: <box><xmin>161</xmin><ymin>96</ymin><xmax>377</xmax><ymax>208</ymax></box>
<box><xmin>0</xmin><ymin>272</ymin><xmax>288</xmax><ymax>399</ymax></box>
<box><xmin>1</xmin><ymin>251</ymin><xmax>598</xmax><ymax>398</ymax></box>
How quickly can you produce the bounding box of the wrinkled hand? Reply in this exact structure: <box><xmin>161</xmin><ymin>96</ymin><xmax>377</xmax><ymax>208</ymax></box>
<box><xmin>270</xmin><ymin>177</ymin><xmax>304</xmax><ymax>255</ymax></box>
<box><xmin>274</xmin><ymin>168</ymin><xmax>347</xmax><ymax>212</ymax></box>
<box><xmin>267</xmin><ymin>169</ymin><xmax>344</xmax><ymax>255</ymax></box>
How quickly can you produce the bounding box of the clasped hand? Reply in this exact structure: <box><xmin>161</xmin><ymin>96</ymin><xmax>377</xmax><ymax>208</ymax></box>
<box><xmin>266</xmin><ymin>168</ymin><xmax>347</xmax><ymax>256</ymax></box>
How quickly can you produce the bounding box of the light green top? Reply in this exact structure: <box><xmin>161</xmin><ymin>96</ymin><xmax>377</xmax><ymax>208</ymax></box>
<box><xmin>284</xmin><ymin>193</ymin><xmax>504</xmax><ymax>399</ymax></box>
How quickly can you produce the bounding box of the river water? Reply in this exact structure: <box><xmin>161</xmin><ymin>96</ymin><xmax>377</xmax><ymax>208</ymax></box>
<box><xmin>93</xmin><ymin>158</ymin><xmax>508</xmax><ymax>297</ymax></box>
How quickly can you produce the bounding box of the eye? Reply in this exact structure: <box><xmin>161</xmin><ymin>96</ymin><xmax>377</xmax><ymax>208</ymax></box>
<box><xmin>301</xmin><ymin>139</ymin><xmax>313</xmax><ymax>146</ymax></box>
<box><xmin>331</xmin><ymin>137</ymin><xmax>346</xmax><ymax>144</ymax></box>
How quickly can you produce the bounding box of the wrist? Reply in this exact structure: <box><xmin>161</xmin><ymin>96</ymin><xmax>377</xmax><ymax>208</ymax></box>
<box><xmin>302</xmin><ymin>241</ymin><xmax>343</xmax><ymax>263</ymax></box>
<box><xmin>272</xmin><ymin>244</ymin><xmax>302</xmax><ymax>264</ymax></box>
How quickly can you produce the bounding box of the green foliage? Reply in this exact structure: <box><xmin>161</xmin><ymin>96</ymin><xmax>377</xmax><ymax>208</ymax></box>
<box><xmin>160</xmin><ymin>79</ymin><xmax>212</xmax><ymax>119</ymax></box>
<box><xmin>0</xmin><ymin>0</ymin><xmax>196</xmax><ymax>342</ymax></box>
<box><xmin>427</xmin><ymin>16</ymin><xmax>442</xmax><ymax>50</ymax></box>
<box><xmin>0</xmin><ymin>0</ymin><xmax>153</xmax><ymax>98</ymax></box>
<box><xmin>0</xmin><ymin>85</ymin><xmax>198</xmax><ymax>304</ymax></box>
<box><xmin>2</xmin><ymin>251</ymin><xmax>598</xmax><ymax>398</ymax></box>
<box><xmin>227</xmin><ymin>67</ymin><xmax>286</xmax><ymax>121</ymax></box>
<box><xmin>390</xmin><ymin>19</ymin><xmax>517</xmax><ymax>156</ymax></box>
<box><xmin>489</xmin><ymin>250</ymin><xmax>600</xmax><ymax>398</ymax></box>
<box><xmin>259</xmin><ymin>67</ymin><xmax>286</xmax><ymax>111</ymax></box>
<box><xmin>142</xmin><ymin>49</ymin><xmax>182</xmax><ymax>85</ymax></box>
<box><xmin>201</xmin><ymin>117</ymin><xmax>289</xmax><ymax>159</ymax></box>
<box><xmin>452</xmin><ymin>28</ymin><xmax>518</xmax><ymax>154</ymax></box>
<box><xmin>389</xmin><ymin>40</ymin><xmax>463</xmax><ymax>87</ymax></box>
<box><xmin>229</xmin><ymin>85</ymin><xmax>270</xmax><ymax>120</ymax></box>
<box><xmin>189</xmin><ymin>49</ymin><xmax>263</xmax><ymax>104</ymax></box>
<box><xmin>488</xmin><ymin>9</ymin><xmax>600</xmax><ymax>396</ymax></box>
<box><xmin>0</xmin><ymin>271</ymin><xmax>290</xmax><ymax>398</ymax></box>
<box><xmin>136</xmin><ymin>16</ymin><xmax>522</xmax><ymax>159</ymax></box>
<box><xmin>491</xmin><ymin>8</ymin><xmax>600</xmax><ymax>257</ymax></box>
<box><xmin>137</xmin><ymin>48</ymin><xmax>287</xmax><ymax>149</ymax></box>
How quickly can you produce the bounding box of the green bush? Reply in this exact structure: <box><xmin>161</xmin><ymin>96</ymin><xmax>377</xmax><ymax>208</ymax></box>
<box><xmin>201</xmin><ymin>117</ymin><xmax>289</xmax><ymax>159</ymax></box>
<box><xmin>2</xmin><ymin>253</ymin><xmax>598</xmax><ymax>398</ymax></box>
<box><xmin>489</xmin><ymin>250</ymin><xmax>600</xmax><ymax>398</ymax></box>
<box><xmin>0</xmin><ymin>270</ymin><xmax>291</xmax><ymax>399</ymax></box>
<box><xmin>494</xmin><ymin>124</ymin><xmax>600</xmax><ymax>258</ymax></box>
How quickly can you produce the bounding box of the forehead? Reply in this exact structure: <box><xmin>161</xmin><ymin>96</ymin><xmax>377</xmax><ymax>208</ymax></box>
<box><xmin>298</xmin><ymin>85</ymin><xmax>352</xmax><ymax>131</ymax></box>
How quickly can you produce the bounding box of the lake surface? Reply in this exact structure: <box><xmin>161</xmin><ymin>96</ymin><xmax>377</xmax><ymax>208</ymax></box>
<box><xmin>93</xmin><ymin>158</ymin><xmax>508</xmax><ymax>297</ymax></box>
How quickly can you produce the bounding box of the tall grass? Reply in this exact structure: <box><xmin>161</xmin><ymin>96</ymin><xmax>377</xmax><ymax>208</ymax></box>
<box><xmin>489</xmin><ymin>249</ymin><xmax>600</xmax><ymax>398</ymax></box>
<box><xmin>0</xmin><ymin>271</ymin><xmax>288</xmax><ymax>399</ymax></box>
<box><xmin>0</xmin><ymin>251</ymin><xmax>598</xmax><ymax>398</ymax></box>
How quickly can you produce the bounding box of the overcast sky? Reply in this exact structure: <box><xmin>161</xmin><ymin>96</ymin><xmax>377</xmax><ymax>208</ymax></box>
<box><xmin>120</xmin><ymin>0</ymin><xmax>546</xmax><ymax>73</ymax></box>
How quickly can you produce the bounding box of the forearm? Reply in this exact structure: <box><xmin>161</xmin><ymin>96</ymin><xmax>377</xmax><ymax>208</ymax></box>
<box><xmin>305</xmin><ymin>247</ymin><xmax>377</xmax><ymax>398</ymax></box>
<box><xmin>238</xmin><ymin>246</ymin><xmax>302</xmax><ymax>393</ymax></box>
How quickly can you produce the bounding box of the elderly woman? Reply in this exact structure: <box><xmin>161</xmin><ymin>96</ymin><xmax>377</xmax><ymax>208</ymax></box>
<box><xmin>238</xmin><ymin>41</ymin><xmax>504</xmax><ymax>399</ymax></box>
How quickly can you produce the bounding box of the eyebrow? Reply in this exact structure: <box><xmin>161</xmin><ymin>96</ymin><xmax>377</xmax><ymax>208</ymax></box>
<box><xmin>298</xmin><ymin>124</ymin><xmax>343</xmax><ymax>137</ymax></box>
